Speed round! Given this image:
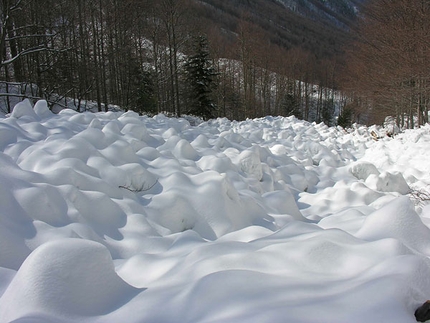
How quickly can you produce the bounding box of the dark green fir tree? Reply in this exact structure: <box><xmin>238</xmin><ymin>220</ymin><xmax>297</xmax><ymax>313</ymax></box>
<box><xmin>184</xmin><ymin>35</ymin><xmax>218</xmax><ymax>120</ymax></box>
<box><xmin>282</xmin><ymin>82</ymin><xmax>301</xmax><ymax>119</ymax></box>
<box><xmin>337</xmin><ymin>106</ymin><xmax>353</xmax><ymax>128</ymax></box>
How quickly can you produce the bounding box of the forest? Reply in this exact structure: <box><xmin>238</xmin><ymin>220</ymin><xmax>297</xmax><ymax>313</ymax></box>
<box><xmin>344</xmin><ymin>0</ymin><xmax>430</xmax><ymax>128</ymax></box>
<box><xmin>1</xmin><ymin>0</ymin><xmax>429</xmax><ymax>128</ymax></box>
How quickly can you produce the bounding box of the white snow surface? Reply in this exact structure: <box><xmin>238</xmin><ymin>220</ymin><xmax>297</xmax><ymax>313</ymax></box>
<box><xmin>2</xmin><ymin>99</ymin><xmax>430</xmax><ymax>322</ymax></box>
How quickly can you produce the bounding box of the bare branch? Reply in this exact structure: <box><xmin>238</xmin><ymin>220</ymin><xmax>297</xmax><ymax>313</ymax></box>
<box><xmin>1</xmin><ymin>47</ymin><xmax>70</xmax><ymax>66</ymax></box>
<box><xmin>6</xmin><ymin>32</ymin><xmax>57</xmax><ymax>42</ymax></box>
<box><xmin>119</xmin><ymin>180</ymin><xmax>159</xmax><ymax>192</ymax></box>
<box><xmin>408</xmin><ymin>186</ymin><xmax>430</xmax><ymax>207</ymax></box>
<box><xmin>10</xmin><ymin>0</ymin><xmax>23</xmax><ymax>12</ymax></box>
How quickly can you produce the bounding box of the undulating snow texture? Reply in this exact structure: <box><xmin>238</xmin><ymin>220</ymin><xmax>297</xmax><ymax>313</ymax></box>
<box><xmin>1</xmin><ymin>99</ymin><xmax>430</xmax><ymax>322</ymax></box>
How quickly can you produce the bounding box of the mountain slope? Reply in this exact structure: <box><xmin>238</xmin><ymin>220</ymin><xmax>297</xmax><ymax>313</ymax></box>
<box><xmin>277</xmin><ymin>0</ymin><xmax>364</xmax><ymax>28</ymax></box>
<box><xmin>198</xmin><ymin>0</ymin><xmax>364</xmax><ymax>58</ymax></box>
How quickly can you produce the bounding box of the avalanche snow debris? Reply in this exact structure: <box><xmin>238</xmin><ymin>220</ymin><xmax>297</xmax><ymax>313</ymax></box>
<box><xmin>1</xmin><ymin>102</ymin><xmax>430</xmax><ymax>322</ymax></box>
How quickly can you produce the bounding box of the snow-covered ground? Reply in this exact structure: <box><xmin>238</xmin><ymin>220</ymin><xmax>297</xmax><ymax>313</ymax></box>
<box><xmin>1</xmin><ymin>99</ymin><xmax>430</xmax><ymax>323</ymax></box>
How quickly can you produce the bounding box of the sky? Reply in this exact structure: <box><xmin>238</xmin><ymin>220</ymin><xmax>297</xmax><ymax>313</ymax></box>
<box><xmin>1</xmin><ymin>99</ymin><xmax>430</xmax><ymax>323</ymax></box>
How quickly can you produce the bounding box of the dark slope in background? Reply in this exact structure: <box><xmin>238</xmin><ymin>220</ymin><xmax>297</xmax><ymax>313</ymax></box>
<box><xmin>279</xmin><ymin>0</ymin><xmax>364</xmax><ymax>27</ymax></box>
<box><xmin>197</xmin><ymin>0</ymin><xmax>365</xmax><ymax>58</ymax></box>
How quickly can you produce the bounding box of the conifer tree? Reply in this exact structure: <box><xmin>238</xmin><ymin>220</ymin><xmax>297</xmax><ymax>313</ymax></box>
<box><xmin>281</xmin><ymin>82</ymin><xmax>301</xmax><ymax>118</ymax></box>
<box><xmin>184</xmin><ymin>35</ymin><xmax>217</xmax><ymax>120</ymax></box>
<box><xmin>337</xmin><ymin>106</ymin><xmax>353</xmax><ymax>128</ymax></box>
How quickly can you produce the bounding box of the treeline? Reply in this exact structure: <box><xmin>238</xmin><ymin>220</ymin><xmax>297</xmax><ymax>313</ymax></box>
<box><xmin>1</xmin><ymin>0</ymin><xmax>345</xmax><ymax>124</ymax></box>
<box><xmin>343</xmin><ymin>0</ymin><xmax>430</xmax><ymax>128</ymax></box>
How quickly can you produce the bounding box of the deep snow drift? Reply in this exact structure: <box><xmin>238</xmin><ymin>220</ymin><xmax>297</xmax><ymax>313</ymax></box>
<box><xmin>1</xmin><ymin>99</ymin><xmax>430</xmax><ymax>322</ymax></box>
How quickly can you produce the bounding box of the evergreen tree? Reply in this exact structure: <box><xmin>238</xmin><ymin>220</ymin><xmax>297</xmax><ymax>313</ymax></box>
<box><xmin>135</xmin><ymin>69</ymin><xmax>157</xmax><ymax>115</ymax></box>
<box><xmin>281</xmin><ymin>83</ymin><xmax>301</xmax><ymax>118</ymax></box>
<box><xmin>184</xmin><ymin>35</ymin><xmax>217</xmax><ymax>120</ymax></box>
<box><xmin>321</xmin><ymin>99</ymin><xmax>335</xmax><ymax>126</ymax></box>
<box><xmin>337</xmin><ymin>106</ymin><xmax>353</xmax><ymax>128</ymax></box>
<box><xmin>282</xmin><ymin>93</ymin><xmax>300</xmax><ymax>117</ymax></box>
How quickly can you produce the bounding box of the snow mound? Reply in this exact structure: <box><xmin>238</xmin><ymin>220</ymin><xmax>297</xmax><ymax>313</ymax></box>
<box><xmin>145</xmin><ymin>171</ymin><xmax>270</xmax><ymax>239</ymax></box>
<box><xmin>350</xmin><ymin>161</ymin><xmax>410</xmax><ymax>194</ymax></box>
<box><xmin>263</xmin><ymin>189</ymin><xmax>307</xmax><ymax>224</ymax></box>
<box><xmin>350</xmin><ymin>161</ymin><xmax>380</xmax><ymax>181</ymax></box>
<box><xmin>98</xmin><ymin>162</ymin><xmax>157</xmax><ymax>192</ymax></box>
<box><xmin>0</xmin><ymin>239</ymin><xmax>142</xmax><ymax>321</ymax></box>
<box><xmin>237</xmin><ymin>148</ymin><xmax>263</xmax><ymax>181</ymax></box>
<box><xmin>3</xmin><ymin>101</ymin><xmax>430</xmax><ymax>322</ymax></box>
<box><xmin>33</xmin><ymin>100</ymin><xmax>53</xmax><ymax>118</ymax></box>
<box><xmin>365</xmin><ymin>171</ymin><xmax>410</xmax><ymax>194</ymax></box>
<box><xmin>356</xmin><ymin>196</ymin><xmax>430</xmax><ymax>254</ymax></box>
<box><xmin>173</xmin><ymin>139</ymin><xmax>200</xmax><ymax>160</ymax></box>
<box><xmin>0</xmin><ymin>124</ymin><xmax>17</xmax><ymax>150</ymax></box>
<box><xmin>10</xmin><ymin>99</ymin><xmax>38</xmax><ymax>120</ymax></box>
<box><xmin>14</xmin><ymin>184</ymin><xmax>70</xmax><ymax>227</ymax></box>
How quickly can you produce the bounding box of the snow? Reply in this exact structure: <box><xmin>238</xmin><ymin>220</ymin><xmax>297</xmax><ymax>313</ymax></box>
<box><xmin>2</xmin><ymin>102</ymin><xmax>430</xmax><ymax>322</ymax></box>
<box><xmin>0</xmin><ymin>239</ymin><xmax>142</xmax><ymax>321</ymax></box>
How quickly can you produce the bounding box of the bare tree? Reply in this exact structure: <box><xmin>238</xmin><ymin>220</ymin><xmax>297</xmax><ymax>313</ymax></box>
<box><xmin>344</xmin><ymin>0</ymin><xmax>430</xmax><ymax>127</ymax></box>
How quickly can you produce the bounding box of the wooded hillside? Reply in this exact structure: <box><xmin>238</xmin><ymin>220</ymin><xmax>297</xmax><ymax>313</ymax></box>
<box><xmin>1</xmin><ymin>0</ymin><xmax>358</xmax><ymax>124</ymax></box>
<box><xmin>343</xmin><ymin>0</ymin><xmax>430</xmax><ymax>127</ymax></box>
